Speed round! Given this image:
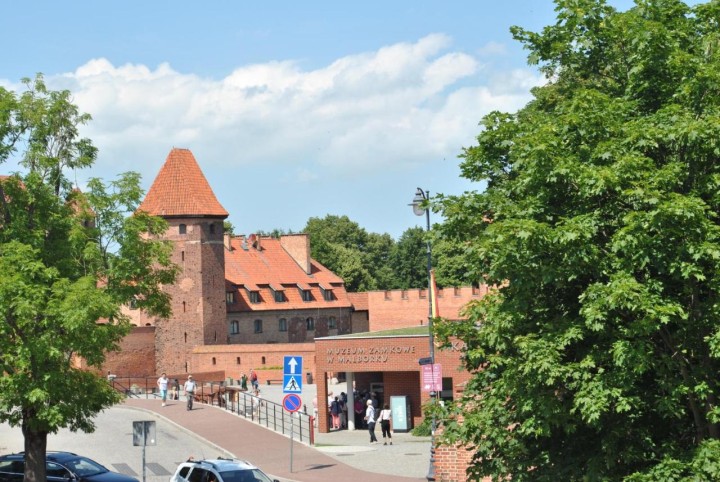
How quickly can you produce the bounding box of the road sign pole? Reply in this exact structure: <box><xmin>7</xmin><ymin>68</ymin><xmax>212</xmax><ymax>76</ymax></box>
<box><xmin>289</xmin><ymin>414</ymin><xmax>294</xmax><ymax>473</ymax></box>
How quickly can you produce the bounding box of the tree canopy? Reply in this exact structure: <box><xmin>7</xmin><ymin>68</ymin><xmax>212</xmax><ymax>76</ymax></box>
<box><xmin>435</xmin><ymin>0</ymin><xmax>720</xmax><ymax>480</ymax></box>
<box><xmin>0</xmin><ymin>76</ymin><xmax>176</xmax><ymax>481</ymax></box>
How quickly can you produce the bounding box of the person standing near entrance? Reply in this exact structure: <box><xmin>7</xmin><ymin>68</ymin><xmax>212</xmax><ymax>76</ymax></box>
<box><xmin>365</xmin><ymin>399</ymin><xmax>378</xmax><ymax>444</ymax></box>
<box><xmin>379</xmin><ymin>403</ymin><xmax>393</xmax><ymax>445</ymax></box>
<box><xmin>184</xmin><ymin>375</ymin><xmax>197</xmax><ymax>411</ymax></box>
<box><xmin>157</xmin><ymin>373</ymin><xmax>168</xmax><ymax>407</ymax></box>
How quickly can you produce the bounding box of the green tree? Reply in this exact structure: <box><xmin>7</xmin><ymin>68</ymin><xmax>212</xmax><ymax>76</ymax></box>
<box><xmin>303</xmin><ymin>214</ymin><xmax>394</xmax><ymax>291</ymax></box>
<box><xmin>434</xmin><ymin>1</ymin><xmax>720</xmax><ymax>480</ymax></box>
<box><xmin>389</xmin><ymin>227</ymin><xmax>428</xmax><ymax>289</ymax></box>
<box><xmin>0</xmin><ymin>76</ymin><xmax>176</xmax><ymax>481</ymax></box>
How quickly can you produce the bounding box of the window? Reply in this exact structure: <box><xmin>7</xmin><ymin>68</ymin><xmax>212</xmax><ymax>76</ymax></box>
<box><xmin>254</xmin><ymin>319</ymin><xmax>263</xmax><ymax>333</ymax></box>
<box><xmin>230</xmin><ymin>320</ymin><xmax>239</xmax><ymax>334</ymax></box>
<box><xmin>247</xmin><ymin>290</ymin><xmax>260</xmax><ymax>304</ymax></box>
<box><xmin>226</xmin><ymin>291</ymin><xmax>236</xmax><ymax>304</ymax></box>
<box><xmin>179</xmin><ymin>224</ymin><xmax>186</xmax><ymax>234</ymax></box>
<box><xmin>129</xmin><ymin>297</ymin><xmax>138</xmax><ymax>310</ymax></box>
<box><xmin>273</xmin><ymin>290</ymin><xmax>285</xmax><ymax>302</ymax></box>
<box><xmin>236</xmin><ymin>357</ymin><xmax>241</xmax><ymax>364</ymax></box>
<box><xmin>209</xmin><ymin>223</ymin><xmax>216</xmax><ymax>234</ymax></box>
<box><xmin>279</xmin><ymin>318</ymin><xmax>287</xmax><ymax>332</ymax></box>
<box><xmin>300</xmin><ymin>289</ymin><xmax>312</xmax><ymax>301</ymax></box>
<box><xmin>306</xmin><ymin>317</ymin><xmax>315</xmax><ymax>331</ymax></box>
<box><xmin>321</xmin><ymin>287</ymin><xmax>334</xmax><ymax>301</ymax></box>
<box><xmin>212</xmin><ymin>357</ymin><xmax>216</xmax><ymax>365</ymax></box>
<box><xmin>328</xmin><ymin>316</ymin><xmax>337</xmax><ymax>329</ymax></box>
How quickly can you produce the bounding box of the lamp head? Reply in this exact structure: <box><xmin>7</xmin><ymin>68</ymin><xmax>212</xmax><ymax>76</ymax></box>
<box><xmin>411</xmin><ymin>187</ymin><xmax>427</xmax><ymax>216</ymax></box>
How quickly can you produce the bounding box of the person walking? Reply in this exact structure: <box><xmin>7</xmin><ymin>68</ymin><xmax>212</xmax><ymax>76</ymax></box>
<box><xmin>365</xmin><ymin>399</ymin><xmax>378</xmax><ymax>444</ymax></box>
<box><xmin>252</xmin><ymin>388</ymin><xmax>264</xmax><ymax>419</ymax></box>
<box><xmin>250</xmin><ymin>369</ymin><xmax>259</xmax><ymax>390</ymax></box>
<box><xmin>379</xmin><ymin>403</ymin><xmax>393</xmax><ymax>445</ymax></box>
<box><xmin>183</xmin><ymin>375</ymin><xmax>197</xmax><ymax>411</ymax></box>
<box><xmin>157</xmin><ymin>373</ymin><xmax>169</xmax><ymax>407</ymax></box>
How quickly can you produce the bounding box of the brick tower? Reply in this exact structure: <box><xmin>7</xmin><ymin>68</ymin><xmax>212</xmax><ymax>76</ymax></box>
<box><xmin>138</xmin><ymin>148</ymin><xmax>229</xmax><ymax>375</ymax></box>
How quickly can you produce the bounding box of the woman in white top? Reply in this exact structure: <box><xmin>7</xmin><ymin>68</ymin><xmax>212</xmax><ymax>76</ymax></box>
<box><xmin>378</xmin><ymin>403</ymin><xmax>392</xmax><ymax>445</ymax></box>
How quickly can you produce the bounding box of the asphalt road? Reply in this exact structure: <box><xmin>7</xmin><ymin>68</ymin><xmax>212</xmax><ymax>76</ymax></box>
<box><xmin>0</xmin><ymin>406</ymin><xmax>231</xmax><ymax>482</ymax></box>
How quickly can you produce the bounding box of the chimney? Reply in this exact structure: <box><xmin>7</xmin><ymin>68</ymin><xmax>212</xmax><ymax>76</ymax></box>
<box><xmin>224</xmin><ymin>233</ymin><xmax>233</xmax><ymax>251</ymax></box>
<box><xmin>280</xmin><ymin>234</ymin><xmax>311</xmax><ymax>274</ymax></box>
<box><xmin>254</xmin><ymin>234</ymin><xmax>261</xmax><ymax>251</ymax></box>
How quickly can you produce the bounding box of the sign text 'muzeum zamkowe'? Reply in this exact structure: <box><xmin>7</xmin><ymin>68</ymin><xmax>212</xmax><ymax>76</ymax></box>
<box><xmin>326</xmin><ymin>346</ymin><xmax>416</xmax><ymax>364</ymax></box>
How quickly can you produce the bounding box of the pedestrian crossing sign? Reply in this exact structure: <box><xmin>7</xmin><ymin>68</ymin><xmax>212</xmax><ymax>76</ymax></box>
<box><xmin>283</xmin><ymin>375</ymin><xmax>301</xmax><ymax>393</ymax></box>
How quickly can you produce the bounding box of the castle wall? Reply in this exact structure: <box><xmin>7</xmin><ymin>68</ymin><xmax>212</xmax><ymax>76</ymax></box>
<box><xmin>367</xmin><ymin>285</ymin><xmax>489</xmax><ymax>331</ymax></box>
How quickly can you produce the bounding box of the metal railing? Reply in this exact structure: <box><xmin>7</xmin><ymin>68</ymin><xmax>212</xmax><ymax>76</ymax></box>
<box><xmin>109</xmin><ymin>377</ymin><xmax>314</xmax><ymax>445</ymax></box>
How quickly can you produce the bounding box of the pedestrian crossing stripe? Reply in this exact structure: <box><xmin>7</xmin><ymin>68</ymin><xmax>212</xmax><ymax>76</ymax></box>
<box><xmin>284</xmin><ymin>376</ymin><xmax>301</xmax><ymax>392</ymax></box>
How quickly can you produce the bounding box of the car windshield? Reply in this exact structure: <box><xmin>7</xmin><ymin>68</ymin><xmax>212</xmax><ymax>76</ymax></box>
<box><xmin>63</xmin><ymin>457</ymin><xmax>108</xmax><ymax>477</ymax></box>
<box><xmin>218</xmin><ymin>469</ymin><xmax>273</xmax><ymax>482</ymax></box>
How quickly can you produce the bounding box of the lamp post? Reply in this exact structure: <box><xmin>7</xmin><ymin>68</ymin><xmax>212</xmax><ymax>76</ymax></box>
<box><xmin>411</xmin><ymin>187</ymin><xmax>436</xmax><ymax>482</ymax></box>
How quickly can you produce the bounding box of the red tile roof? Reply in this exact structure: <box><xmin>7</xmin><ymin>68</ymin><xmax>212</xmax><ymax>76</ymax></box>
<box><xmin>138</xmin><ymin>148</ymin><xmax>228</xmax><ymax>218</ymax></box>
<box><xmin>347</xmin><ymin>292</ymin><xmax>369</xmax><ymax>311</ymax></box>
<box><xmin>225</xmin><ymin>236</ymin><xmax>351</xmax><ymax>312</ymax></box>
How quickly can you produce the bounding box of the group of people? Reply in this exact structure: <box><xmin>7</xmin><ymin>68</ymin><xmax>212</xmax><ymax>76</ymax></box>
<box><xmin>318</xmin><ymin>388</ymin><xmax>392</xmax><ymax>445</ymax></box>
<box><xmin>365</xmin><ymin>399</ymin><xmax>392</xmax><ymax>445</ymax></box>
<box><xmin>156</xmin><ymin>370</ymin><xmax>261</xmax><ymax>412</ymax></box>
<box><xmin>157</xmin><ymin>373</ymin><xmax>197</xmax><ymax>410</ymax></box>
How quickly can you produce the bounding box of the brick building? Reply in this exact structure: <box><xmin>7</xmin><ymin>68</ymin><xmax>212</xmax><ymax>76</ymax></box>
<box><xmin>97</xmin><ymin>147</ymin><xmax>483</xmax><ymax>481</ymax></box>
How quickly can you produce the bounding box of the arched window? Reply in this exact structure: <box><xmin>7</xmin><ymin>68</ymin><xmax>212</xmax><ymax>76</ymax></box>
<box><xmin>306</xmin><ymin>317</ymin><xmax>315</xmax><ymax>331</ymax></box>
<box><xmin>212</xmin><ymin>357</ymin><xmax>216</xmax><ymax>365</ymax></box>
<box><xmin>278</xmin><ymin>318</ymin><xmax>287</xmax><ymax>332</ymax></box>
<box><xmin>209</xmin><ymin>223</ymin><xmax>216</xmax><ymax>234</ymax></box>
<box><xmin>230</xmin><ymin>320</ymin><xmax>239</xmax><ymax>334</ymax></box>
<box><xmin>261</xmin><ymin>356</ymin><xmax>266</xmax><ymax>365</ymax></box>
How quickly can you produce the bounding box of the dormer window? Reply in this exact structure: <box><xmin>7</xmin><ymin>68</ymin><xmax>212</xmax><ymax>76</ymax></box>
<box><xmin>247</xmin><ymin>289</ymin><xmax>260</xmax><ymax>304</ymax></box>
<box><xmin>320</xmin><ymin>284</ymin><xmax>334</xmax><ymax>301</ymax></box>
<box><xmin>270</xmin><ymin>284</ymin><xmax>285</xmax><ymax>303</ymax></box>
<box><xmin>226</xmin><ymin>291</ymin><xmax>236</xmax><ymax>304</ymax></box>
<box><xmin>300</xmin><ymin>289</ymin><xmax>312</xmax><ymax>302</ymax></box>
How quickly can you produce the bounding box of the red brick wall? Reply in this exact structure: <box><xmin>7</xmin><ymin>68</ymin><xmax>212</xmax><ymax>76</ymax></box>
<box><xmin>191</xmin><ymin>342</ymin><xmax>316</xmax><ymax>383</ymax></box>
<box><xmin>367</xmin><ymin>285</ymin><xmax>489</xmax><ymax>331</ymax></box>
<box><xmin>103</xmin><ymin>326</ymin><xmax>156</xmax><ymax>377</ymax></box>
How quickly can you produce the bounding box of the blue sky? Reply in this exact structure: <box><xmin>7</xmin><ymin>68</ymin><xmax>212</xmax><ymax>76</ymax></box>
<box><xmin>2</xmin><ymin>0</ymin><xmax>648</xmax><ymax>238</ymax></box>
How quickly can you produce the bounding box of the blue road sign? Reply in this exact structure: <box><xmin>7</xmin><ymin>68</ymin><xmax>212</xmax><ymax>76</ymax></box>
<box><xmin>283</xmin><ymin>355</ymin><xmax>303</xmax><ymax>394</ymax></box>
<box><xmin>283</xmin><ymin>393</ymin><xmax>302</xmax><ymax>413</ymax></box>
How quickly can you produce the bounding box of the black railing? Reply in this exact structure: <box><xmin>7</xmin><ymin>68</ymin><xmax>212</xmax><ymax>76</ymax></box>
<box><xmin>109</xmin><ymin>377</ymin><xmax>314</xmax><ymax>445</ymax></box>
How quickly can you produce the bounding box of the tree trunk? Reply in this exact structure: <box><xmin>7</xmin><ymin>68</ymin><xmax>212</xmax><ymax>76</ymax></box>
<box><xmin>22</xmin><ymin>410</ymin><xmax>48</xmax><ymax>482</ymax></box>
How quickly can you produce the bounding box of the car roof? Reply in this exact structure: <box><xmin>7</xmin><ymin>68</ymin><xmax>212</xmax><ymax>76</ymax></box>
<box><xmin>1</xmin><ymin>452</ymin><xmax>81</xmax><ymax>462</ymax></box>
<box><xmin>188</xmin><ymin>458</ymin><xmax>257</xmax><ymax>471</ymax></box>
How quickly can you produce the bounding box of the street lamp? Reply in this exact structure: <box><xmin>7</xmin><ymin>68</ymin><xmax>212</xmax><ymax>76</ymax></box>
<box><xmin>411</xmin><ymin>187</ymin><xmax>436</xmax><ymax>482</ymax></box>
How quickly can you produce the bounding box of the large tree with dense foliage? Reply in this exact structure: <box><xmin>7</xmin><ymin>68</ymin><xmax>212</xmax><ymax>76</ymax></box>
<box><xmin>304</xmin><ymin>214</ymin><xmax>392</xmax><ymax>291</ymax></box>
<box><xmin>0</xmin><ymin>76</ymin><xmax>176</xmax><ymax>481</ymax></box>
<box><xmin>434</xmin><ymin>1</ymin><xmax>720</xmax><ymax>480</ymax></box>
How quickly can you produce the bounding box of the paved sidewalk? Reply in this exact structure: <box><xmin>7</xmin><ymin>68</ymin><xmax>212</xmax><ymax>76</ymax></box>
<box><xmin>123</xmin><ymin>396</ymin><xmax>429</xmax><ymax>482</ymax></box>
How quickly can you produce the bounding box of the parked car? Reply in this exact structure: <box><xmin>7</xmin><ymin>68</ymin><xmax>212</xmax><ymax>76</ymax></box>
<box><xmin>170</xmin><ymin>458</ymin><xmax>277</xmax><ymax>482</ymax></box>
<box><xmin>0</xmin><ymin>451</ymin><xmax>138</xmax><ymax>482</ymax></box>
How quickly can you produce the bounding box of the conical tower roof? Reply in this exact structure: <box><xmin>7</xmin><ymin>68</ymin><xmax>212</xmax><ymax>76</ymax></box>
<box><xmin>138</xmin><ymin>148</ymin><xmax>228</xmax><ymax>218</ymax></box>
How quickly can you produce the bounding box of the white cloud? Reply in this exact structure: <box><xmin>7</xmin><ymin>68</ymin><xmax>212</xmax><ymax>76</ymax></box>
<box><xmin>14</xmin><ymin>35</ymin><xmax>538</xmax><ymax>185</ymax></box>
